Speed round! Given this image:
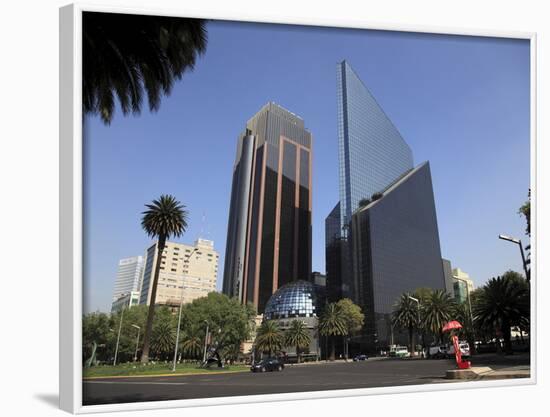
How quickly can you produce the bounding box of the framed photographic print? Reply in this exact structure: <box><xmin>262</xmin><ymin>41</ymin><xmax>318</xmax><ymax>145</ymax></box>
<box><xmin>59</xmin><ymin>2</ymin><xmax>536</xmax><ymax>413</ymax></box>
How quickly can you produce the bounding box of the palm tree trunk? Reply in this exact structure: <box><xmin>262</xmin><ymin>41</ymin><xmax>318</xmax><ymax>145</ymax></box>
<box><xmin>296</xmin><ymin>345</ymin><xmax>300</xmax><ymax>364</ymax></box>
<box><xmin>140</xmin><ymin>237</ymin><xmax>166</xmax><ymax>363</ymax></box>
<box><xmin>330</xmin><ymin>337</ymin><xmax>336</xmax><ymax>361</ymax></box>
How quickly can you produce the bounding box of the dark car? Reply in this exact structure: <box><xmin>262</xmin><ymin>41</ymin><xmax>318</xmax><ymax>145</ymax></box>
<box><xmin>353</xmin><ymin>354</ymin><xmax>368</xmax><ymax>361</ymax></box>
<box><xmin>250</xmin><ymin>357</ymin><xmax>285</xmax><ymax>373</ymax></box>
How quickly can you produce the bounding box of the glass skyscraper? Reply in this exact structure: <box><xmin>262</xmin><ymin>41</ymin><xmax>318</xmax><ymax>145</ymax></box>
<box><xmin>223</xmin><ymin>103</ymin><xmax>313</xmax><ymax>313</ymax></box>
<box><xmin>350</xmin><ymin>162</ymin><xmax>445</xmax><ymax>352</ymax></box>
<box><xmin>327</xmin><ymin>61</ymin><xmax>445</xmax><ymax>353</ymax></box>
<box><xmin>337</xmin><ymin>60</ymin><xmax>413</xmax><ymax>228</ymax></box>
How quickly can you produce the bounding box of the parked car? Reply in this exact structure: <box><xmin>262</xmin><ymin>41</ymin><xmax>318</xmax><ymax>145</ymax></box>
<box><xmin>353</xmin><ymin>354</ymin><xmax>368</xmax><ymax>361</ymax></box>
<box><xmin>250</xmin><ymin>357</ymin><xmax>285</xmax><ymax>373</ymax></box>
<box><xmin>448</xmin><ymin>341</ymin><xmax>470</xmax><ymax>358</ymax></box>
<box><xmin>389</xmin><ymin>346</ymin><xmax>409</xmax><ymax>358</ymax></box>
<box><xmin>428</xmin><ymin>345</ymin><xmax>448</xmax><ymax>359</ymax></box>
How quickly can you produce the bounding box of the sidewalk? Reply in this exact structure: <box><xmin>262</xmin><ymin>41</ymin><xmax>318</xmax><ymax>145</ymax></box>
<box><xmin>445</xmin><ymin>365</ymin><xmax>530</xmax><ymax>380</ymax></box>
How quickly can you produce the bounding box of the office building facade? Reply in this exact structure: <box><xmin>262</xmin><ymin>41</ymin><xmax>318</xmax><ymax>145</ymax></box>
<box><xmin>139</xmin><ymin>239</ymin><xmax>219</xmax><ymax>307</ymax></box>
<box><xmin>350</xmin><ymin>162</ymin><xmax>446</xmax><ymax>352</ymax></box>
<box><xmin>112</xmin><ymin>256</ymin><xmax>144</xmax><ymax>302</ymax></box>
<box><xmin>327</xmin><ymin>61</ymin><xmax>446</xmax><ymax>353</ymax></box>
<box><xmin>223</xmin><ymin>102</ymin><xmax>313</xmax><ymax>313</ymax></box>
<box><xmin>327</xmin><ymin>61</ymin><xmax>415</xmax><ymax>299</ymax></box>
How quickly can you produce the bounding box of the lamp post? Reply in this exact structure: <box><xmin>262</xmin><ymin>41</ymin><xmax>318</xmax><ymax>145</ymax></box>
<box><xmin>172</xmin><ymin>247</ymin><xmax>198</xmax><ymax>372</ymax></box>
<box><xmin>131</xmin><ymin>324</ymin><xmax>140</xmax><ymax>362</ymax></box>
<box><xmin>113</xmin><ymin>306</ymin><xmax>125</xmax><ymax>366</ymax></box>
<box><xmin>407</xmin><ymin>295</ymin><xmax>421</xmax><ymax>356</ymax></box>
<box><xmin>498</xmin><ymin>234</ymin><xmax>530</xmax><ymax>283</ymax></box>
<box><xmin>202</xmin><ymin>320</ymin><xmax>209</xmax><ymax>364</ymax></box>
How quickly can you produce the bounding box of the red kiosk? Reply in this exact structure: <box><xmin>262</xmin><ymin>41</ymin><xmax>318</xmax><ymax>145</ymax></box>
<box><xmin>442</xmin><ymin>320</ymin><xmax>471</xmax><ymax>369</ymax></box>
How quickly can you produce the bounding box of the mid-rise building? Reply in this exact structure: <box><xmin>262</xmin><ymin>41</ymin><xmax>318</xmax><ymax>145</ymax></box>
<box><xmin>111</xmin><ymin>291</ymin><xmax>141</xmax><ymax>312</ymax></box>
<box><xmin>442</xmin><ymin>258</ymin><xmax>454</xmax><ymax>296</ymax></box>
<box><xmin>452</xmin><ymin>267</ymin><xmax>475</xmax><ymax>303</ymax></box>
<box><xmin>112</xmin><ymin>256</ymin><xmax>144</xmax><ymax>301</ymax></box>
<box><xmin>223</xmin><ymin>102</ymin><xmax>313</xmax><ymax>313</ymax></box>
<box><xmin>139</xmin><ymin>239</ymin><xmax>219</xmax><ymax>307</ymax></box>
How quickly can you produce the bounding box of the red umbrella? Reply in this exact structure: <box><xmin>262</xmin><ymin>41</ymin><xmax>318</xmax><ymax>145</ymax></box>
<box><xmin>442</xmin><ymin>320</ymin><xmax>463</xmax><ymax>332</ymax></box>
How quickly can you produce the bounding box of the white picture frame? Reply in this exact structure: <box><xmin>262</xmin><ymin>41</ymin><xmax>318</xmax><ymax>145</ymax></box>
<box><xmin>59</xmin><ymin>3</ymin><xmax>537</xmax><ymax>413</ymax></box>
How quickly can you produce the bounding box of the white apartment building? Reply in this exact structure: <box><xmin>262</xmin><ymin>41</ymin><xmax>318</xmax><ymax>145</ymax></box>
<box><xmin>139</xmin><ymin>239</ymin><xmax>219</xmax><ymax>307</ymax></box>
<box><xmin>112</xmin><ymin>256</ymin><xmax>144</xmax><ymax>301</ymax></box>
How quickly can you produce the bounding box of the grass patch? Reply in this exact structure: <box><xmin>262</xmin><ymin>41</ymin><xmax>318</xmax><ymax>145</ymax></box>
<box><xmin>83</xmin><ymin>362</ymin><xmax>249</xmax><ymax>378</ymax></box>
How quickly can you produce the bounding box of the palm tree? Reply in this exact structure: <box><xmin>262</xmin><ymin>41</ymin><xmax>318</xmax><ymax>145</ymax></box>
<box><xmin>140</xmin><ymin>195</ymin><xmax>188</xmax><ymax>363</ymax></box>
<box><xmin>474</xmin><ymin>275</ymin><xmax>529</xmax><ymax>354</ymax></box>
<box><xmin>318</xmin><ymin>303</ymin><xmax>347</xmax><ymax>361</ymax></box>
<box><xmin>83</xmin><ymin>12</ymin><xmax>207</xmax><ymax>124</ymax></box>
<box><xmin>150</xmin><ymin>321</ymin><xmax>175</xmax><ymax>360</ymax></box>
<box><xmin>284</xmin><ymin>320</ymin><xmax>311</xmax><ymax>363</ymax></box>
<box><xmin>255</xmin><ymin>320</ymin><xmax>284</xmax><ymax>357</ymax></box>
<box><xmin>392</xmin><ymin>294</ymin><xmax>419</xmax><ymax>355</ymax></box>
<box><xmin>180</xmin><ymin>326</ymin><xmax>203</xmax><ymax>361</ymax></box>
<box><xmin>421</xmin><ymin>289</ymin><xmax>455</xmax><ymax>344</ymax></box>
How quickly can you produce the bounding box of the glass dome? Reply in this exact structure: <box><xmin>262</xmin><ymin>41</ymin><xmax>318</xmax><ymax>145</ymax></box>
<box><xmin>263</xmin><ymin>280</ymin><xmax>325</xmax><ymax>320</ymax></box>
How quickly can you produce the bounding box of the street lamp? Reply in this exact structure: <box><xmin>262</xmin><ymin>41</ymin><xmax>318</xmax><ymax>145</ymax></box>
<box><xmin>113</xmin><ymin>306</ymin><xmax>125</xmax><ymax>366</ymax></box>
<box><xmin>407</xmin><ymin>295</ymin><xmax>421</xmax><ymax>356</ymax></box>
<box><xmin>202</xmin><ymin>320</ymin><xmax>209</xmax><ymax>364</ymax></box>
<box><xmin>131</xmin><ymin>324</ymin><xmax>140</xmax><ymax>362</ymax></box>
<box><xmin>172</xmin><ymin>247</ymin><xmax>198</xmax><ymax>372</ymax></box>
<box><xmin>498</xmin><ymin>234</ymin><xmax>530</xmax><ymax>283</ymax></box>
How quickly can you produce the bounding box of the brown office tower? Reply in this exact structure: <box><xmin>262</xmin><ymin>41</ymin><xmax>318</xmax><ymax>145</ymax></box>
<box><xmin>223</xmin><ymin>102</ymin><xmax>313</xmax><ymax>313</ymax></box>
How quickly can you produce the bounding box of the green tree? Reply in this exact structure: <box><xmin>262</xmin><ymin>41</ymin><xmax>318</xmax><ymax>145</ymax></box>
<box><xmin>336</xmin><ymin>298</ymin><xmax>364</xmax><ymax>359</ymax></box>
<box><xmin>83</xmin><ymin>12</ymin><xmax>207</xmax><ymax>124</ymax></box>
<box><xmin>179</xmin><ymin>293</ymin><xmax>256</xmax><ymax>363</ymax></box>
<box><xmin>284</xmin><ymin>320</ymin><xmax>311</xmax><ymax>363</ymax></box>
<box><xmin>421</xmin><ymin>289</ymin><xmax>455</xmax><ymax>344</ymax></box>
<box><xmin>392</xmin><ymin>293</ymin><xmax>419</xmax><ymax>355</ymax></box>
<box><xmin>82</xmin><ymin>311</ymin><xmax>115</xmax><ymax>364</ymax></box>
<box><xmin>255</xmin><ymin>320</ymin><xmax>284</xmax><ymax>357</ymax></box>
<box><xmin>150</xmin><ymin>321</ymin><xmax>175</xmax><ymax>360</ymax></box>
<box><xmin>518</xmin><ymin>189</ymin><xmax>531</xmax><ymax>236</ymax></box>
<box><xmin>413</xmin><ymin>287</ymin><xmax>434</xmax><ymax>351</ymax></box>
<box><xmin>179</xmin><ymin>325</ymin><xmax>203</xmax><ymax>361</ymax></box>
<box><xmin>318</xmin><ymin>303</ymin><xmax>348</xmax><ymax>361</ymax></box>
<box><xmin>140</xmin><ymin>195</ymin><xmax>188</xmax><ymax>363</ymax></box>
<box><xmin>473</xmin><ymin>272</ymin><xmax>529</xmax><ymax>354</ymax></box>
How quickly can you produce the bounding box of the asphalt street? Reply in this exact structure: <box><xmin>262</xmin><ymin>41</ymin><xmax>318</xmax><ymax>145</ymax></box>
<box><xmin>83</xmin><ymin>354</ymin><xmax>530</xmax><ymax>405</ymax></box>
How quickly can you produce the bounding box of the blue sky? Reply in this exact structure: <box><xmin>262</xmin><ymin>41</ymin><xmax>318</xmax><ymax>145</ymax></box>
<box><xmin>83</xmin><ymin>20</ymin><xmax>530</xmax><ymax>313</ymax></box>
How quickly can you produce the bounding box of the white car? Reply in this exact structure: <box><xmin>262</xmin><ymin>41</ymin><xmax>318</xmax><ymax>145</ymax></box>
<box><xmin>428</xmin><ymin>345</ymin><xmax>448</xmax><ymax>359</ymax></box>
<box><xmin>447</xmin><ymin>341</ymin><xmax>470</xmax><ymax>358</ymax></box>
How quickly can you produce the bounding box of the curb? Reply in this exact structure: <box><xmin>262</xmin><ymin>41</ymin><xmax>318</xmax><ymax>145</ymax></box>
<box><xmin>83</xmin><ymin>369</ymin><xmax>248</xmax><ymax>380</ymax></box>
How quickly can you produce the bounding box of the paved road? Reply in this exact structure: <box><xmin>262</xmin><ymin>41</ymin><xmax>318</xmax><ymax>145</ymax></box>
<box><xmin>84</xmin><ymin>359</ymin><xmax>449</xmax><ymax>405</ymax></box>
<box><xmin>83</xmin><ymin>354</ymin><xmax>530</xmax><ymax>406</ymax></box>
